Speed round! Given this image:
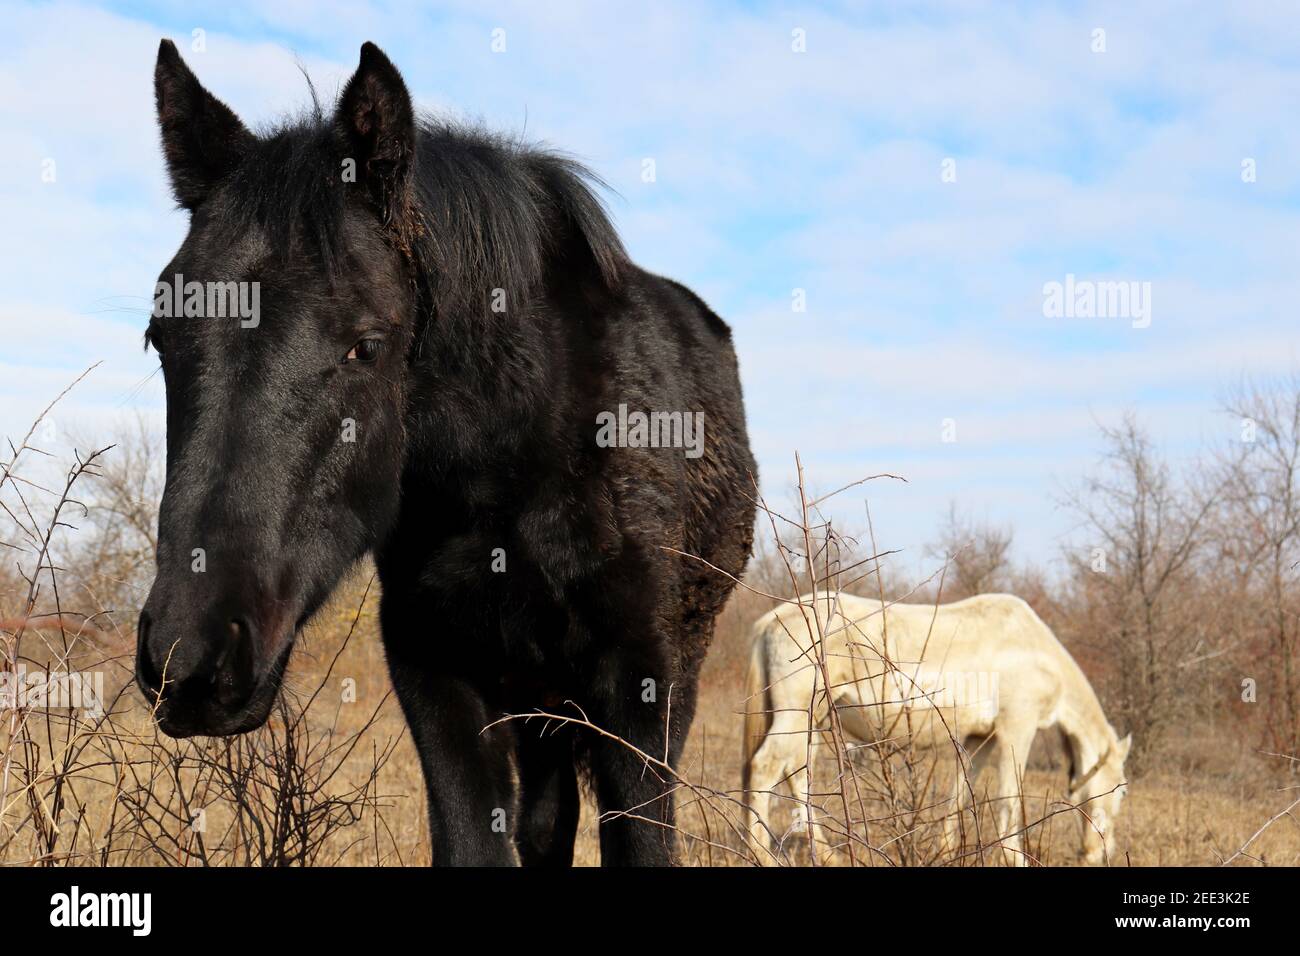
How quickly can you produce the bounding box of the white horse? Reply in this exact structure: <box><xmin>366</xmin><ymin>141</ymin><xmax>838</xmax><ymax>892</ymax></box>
<box><xmin>741</xmin><ymin>591</ymin><xmax>1131</xmax><ymax>865</ymax></box>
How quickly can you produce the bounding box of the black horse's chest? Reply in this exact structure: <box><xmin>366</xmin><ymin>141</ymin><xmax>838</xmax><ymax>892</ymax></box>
<box><xmin>397</xmin><ymin>521</ymin><xmax>590</xmax><ymax>661</ymax></box>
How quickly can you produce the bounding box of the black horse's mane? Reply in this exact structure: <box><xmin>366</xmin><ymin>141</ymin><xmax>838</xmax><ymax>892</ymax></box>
<box><xmin>413</xmin><ymin>121</ymin><xmax>628</xmax><ymax>303</ymax></box>
<box><xmin>221</xmin><ymin>108</ymin><xmax>628</xmax><ymax>320</ymax></box>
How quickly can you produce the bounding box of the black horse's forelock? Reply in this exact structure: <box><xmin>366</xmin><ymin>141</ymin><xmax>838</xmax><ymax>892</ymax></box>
<box><xmin>219</xmin><ymin>108</ymin><xmax>628</xmax><ymax>323</ymax></box>
<box><xmin>223</xmin><ymin>119</ymin><xmax>346</xmax><ymax>271</ymax></box>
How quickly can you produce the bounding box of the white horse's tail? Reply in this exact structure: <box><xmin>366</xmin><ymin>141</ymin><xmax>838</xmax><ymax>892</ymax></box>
<box><xmin>740</xmin><ymin>630</ymin><xmax>772</xmax><ymax>809</ymax></box>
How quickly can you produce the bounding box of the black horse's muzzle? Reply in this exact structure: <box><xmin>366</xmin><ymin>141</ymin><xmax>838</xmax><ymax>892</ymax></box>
<box><xmin>136</xmin><ymin>599</ymin><xmax>291</xmax><ymax>737</ymax></box>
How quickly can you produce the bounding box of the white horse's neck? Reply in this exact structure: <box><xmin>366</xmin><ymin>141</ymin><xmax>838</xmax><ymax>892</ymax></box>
<box><xmin>1053</xmin><ymin>663</ymin><xmax>1117</xmax><ymax>782</ymax></box>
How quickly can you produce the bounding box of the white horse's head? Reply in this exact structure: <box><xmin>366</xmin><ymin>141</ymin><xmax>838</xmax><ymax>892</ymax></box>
<box><xmin>1070</xmin><ymin>730</ymin><xmax>1132</xmax><ymax>864</ymax></box>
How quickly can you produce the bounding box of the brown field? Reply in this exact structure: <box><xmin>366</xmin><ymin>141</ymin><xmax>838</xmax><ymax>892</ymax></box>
<box><xmin>6</xmin><ymin>569</ymin><xmax>1290</xmax><ymax>867</ymax></box>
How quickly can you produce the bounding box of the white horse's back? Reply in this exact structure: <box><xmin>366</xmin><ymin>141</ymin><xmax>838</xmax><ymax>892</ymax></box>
<box><xmin>749</xmin><ymin>592</ymin><xmax>1068</xmax><ymax>738</ymax></box>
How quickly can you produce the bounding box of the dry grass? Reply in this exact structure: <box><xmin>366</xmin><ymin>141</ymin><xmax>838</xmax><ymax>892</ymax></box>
<box><xmin>2</xmin><ymin>561</ymin><xmax>1295</xmax><ymax>867</ymax></box>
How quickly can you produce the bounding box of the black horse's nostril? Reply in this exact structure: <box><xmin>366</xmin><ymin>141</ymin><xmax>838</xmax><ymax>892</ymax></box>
<box><xmin>213</xmin><ymin>617</ymin><xmax>256</xmax><ymax>710</ymax></box>
<box><xmin>136</xmin><ymin>611</ymin><xmax>164</xmax><ymax>698</ymax></box>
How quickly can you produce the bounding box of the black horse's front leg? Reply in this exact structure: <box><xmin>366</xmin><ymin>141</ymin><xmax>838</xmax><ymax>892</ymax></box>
<box><xmin>586</xmin><ymin>649</ymin><xmax>692</xmax><ymax>866</ymax></box>
<box><xmin>384</xmin><ymin>658</ymin><xmax>519</xmax><ymax>866</ymax></box>
<box><xmin>514</xmin><ymin>725</ymin><xmax>580</xmax><ymax>866</ymax></box>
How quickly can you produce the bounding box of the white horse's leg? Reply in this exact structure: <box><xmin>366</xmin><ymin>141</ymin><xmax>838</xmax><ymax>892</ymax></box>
<box><xmin>991</xmin><ymin>722</ymin><xmax>1037</xmax><ymax>867</ymax></box>
<box><xmin>787</xmin><ymin>757</ymin><xmax>829</xmax><ymax>865</ymax></box>
<box><xmin>745</xmin><ymin>713</ymin><xmax>806</xmax><ymax>865</ymax></box>
<box><xmin>944</xmin><ymin>735</ymin><xmax>991</xmax><ymax>853</ymax></box>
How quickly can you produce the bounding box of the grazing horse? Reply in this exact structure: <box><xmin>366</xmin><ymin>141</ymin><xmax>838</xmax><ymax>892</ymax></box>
<box><xmin>741</xmin><ymin>592</ymin><xmax>1131</xmax><ymax>865</ymax></box>
<box><xmin>134</xmin><ymin>40</ymin><xmax>756</xmax><ymax>866</ymax></box>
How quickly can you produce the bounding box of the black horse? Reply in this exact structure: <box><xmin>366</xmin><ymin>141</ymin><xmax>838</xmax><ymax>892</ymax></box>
<box><xmin>135</xmin><ymin>40</ymin><xmax>756</xmax><ymax>866</ymax></box>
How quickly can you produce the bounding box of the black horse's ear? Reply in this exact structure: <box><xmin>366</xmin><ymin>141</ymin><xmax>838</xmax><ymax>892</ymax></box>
<box><xmin>154</xmin><ymin>39</ymin><xmax>252</xmax><ymax>210</ymax></box>
<box><xmin>335</xmin><ymin>42</ymin><xmax>416</xmax><ymax>231</ymax></box>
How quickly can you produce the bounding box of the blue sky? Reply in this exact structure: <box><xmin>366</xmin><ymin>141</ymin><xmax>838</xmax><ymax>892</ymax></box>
<box><xmin>3</xmin><ymin>1</ymin><xmax>1299</xmax><ymax>578</ymax></box>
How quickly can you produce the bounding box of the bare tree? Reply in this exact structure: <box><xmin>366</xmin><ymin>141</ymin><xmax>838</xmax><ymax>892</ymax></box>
<box><xmin>924</xmin><ymin>502</ymin><xmax>1014</xmax><ymax>600</ymax></box>
<box><xmin>1061</xmin><ymin>414</ymin><xmax>1219</xmax><ymax>765</ymax></box>
<box><xmin>61</xmin><ymin>412</ymin><xmax>164</xmax><ymax>630</ymax></box>
<box><xmin>1220</xmin><ymin>375</ymin><xmax>1300</xmax><ymax>762</ymax></box>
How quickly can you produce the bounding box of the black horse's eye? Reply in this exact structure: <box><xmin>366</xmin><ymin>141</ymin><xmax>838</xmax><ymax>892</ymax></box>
<box><xmin>344</xmin><ymin>338</ymin><xmax>383</xmax><ymax>364</ymax></box>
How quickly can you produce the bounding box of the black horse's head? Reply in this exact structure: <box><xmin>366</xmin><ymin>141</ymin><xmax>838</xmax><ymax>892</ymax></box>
<box><xmin>137</xmin><ymin>40</ymin><xmax>420</xmax><ymax>736</ymax></box>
